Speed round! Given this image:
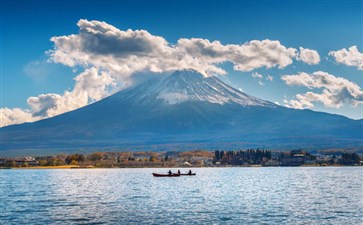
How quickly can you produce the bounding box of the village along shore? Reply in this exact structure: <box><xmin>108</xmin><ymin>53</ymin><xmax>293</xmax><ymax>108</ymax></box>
<box><xmin>1</xmin><ymin>149</ymin><xmax>362</xmax><ymax>169</ymax></box>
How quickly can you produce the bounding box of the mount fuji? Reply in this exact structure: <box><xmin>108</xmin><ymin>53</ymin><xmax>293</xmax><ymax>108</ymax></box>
<box><xmin>1</xmin><ymin>70</ymin><xmax>362</xmax><ymax>156</ymax></box>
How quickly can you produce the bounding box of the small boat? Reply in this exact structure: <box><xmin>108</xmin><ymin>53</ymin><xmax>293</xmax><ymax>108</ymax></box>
<box><xmin>179</xmin><ymin>173</ymin><xmax>196</xmax><ymax>176</ymax></box>
<box><xmin>152</xmin><ymin>173</ymin><xmax>180</xmax><ymax>177</ymax></box>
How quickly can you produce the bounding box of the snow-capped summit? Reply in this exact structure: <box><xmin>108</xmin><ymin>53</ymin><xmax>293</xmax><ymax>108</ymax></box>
<box><xmin>121</xmin><ymin>69</ymin><xmax>275</xmax><ymax>107</ymax></box>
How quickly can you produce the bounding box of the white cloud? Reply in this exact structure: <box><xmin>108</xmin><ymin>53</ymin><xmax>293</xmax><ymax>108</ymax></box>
<box><xmin>282</xmin><ymin>71</ymin><xmax>363</xmax><ymax>109</ymax></box>
<box><xmin>252</xmin><ymin>72</ymin><xmax>273</xmax><ymax>85</ymax></box>
<box><xmin>49</xmin><ymin>20</ymin><xmax>301</xmax><ymax>77</ymax></box>
<box><xmin>0</xmin><ymin>19</ymin><xmax>317</xmax><ymax>127</ymax></box>
<box><xmin>27</xmin><ymin>93</ymin><xmax>62</xmax><ymax>117</ymax></box>
<box><xmin>329</xmin><ymin>46</ymin><xmax>363</xmax><ymax>70</ymax></box>
<box><xmin>297</xmin><ymin>47</ymin><xmax>320</xmax><ymax>65</ymax></box>
<box><xmin>27</xmin><ymin>67</ymin><xmax>115</xmax><ymax>118</ymax></box>
<box><xmin>0</xmin><ymin>108</ymin><xmax>41</xmax><ymax>127</ymax></box>
<box><xmin>252</xmin><ymin>72</ymin><xmax>263</xmax><ymax>79</ymax></box>
<box><xmin>177</xmin><ymin>38</ymin><xmax>298</xmax><ymax>73</ymax></box>
<box><xmin>0</xmin><ymin>68</ymin><xmax>115</xmax><ymax>127</ymax></box>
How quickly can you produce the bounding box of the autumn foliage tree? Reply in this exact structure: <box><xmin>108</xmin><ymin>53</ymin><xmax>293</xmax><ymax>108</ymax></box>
<box><xmin>65</xmin><ymin>154</ymin><xmax>84</xmax><ymax>165</ymax></box>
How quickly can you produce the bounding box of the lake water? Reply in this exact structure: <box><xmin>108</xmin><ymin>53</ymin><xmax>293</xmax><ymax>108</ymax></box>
<box><xmin>0</xmin><ymin>167</ymin><xmax>362</xmax><ymax>224</ymax></box>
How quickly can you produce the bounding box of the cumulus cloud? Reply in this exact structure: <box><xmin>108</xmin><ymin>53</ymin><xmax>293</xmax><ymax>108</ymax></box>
<box><xmin>177</xmin><ymin>38</ymin><xmax>298</xmax><ymax>73</ymax></box>
<box><xmin>282</xmin><ymin>71</ymin><xmax>363</xmax><ymax>109</ymax></box>
<box><xmin>329</xmin><ymin>46</ymin><xmax>363</xmax><ymax>70</ymax></box>
<box><xmin>297</xmin><ymin>47</ymin><xmax>320</xmax><ymax>65</ymax></box>
<box><xmin>0</xmin><ymin>108</ymin><xmax>41</xmax><ymax>127</ymax></box>
<box><xmin>1</xmin><ymin>68</ymin><xmax>115</xmax><ymax>127</ymax></box>
<box><xmin>29</xmin><ymin>67</ymin><xmax>115</xmax><ymax>118</ymax></box>
<box><xmin>49</xmin><ymin>20</ymin><xmax>302</xmax><ymax>77</ymax></box>
<box><xmin>0</xmin><ymin>19</ymin><xmax>318</xmax><ymax>127</ymax></box>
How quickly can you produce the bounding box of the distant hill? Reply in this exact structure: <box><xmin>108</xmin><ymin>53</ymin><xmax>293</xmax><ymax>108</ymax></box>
<box><xmin>1</xmin><ymin>70</ymin><xmax>362</xmax><ymax>156</ymax></box>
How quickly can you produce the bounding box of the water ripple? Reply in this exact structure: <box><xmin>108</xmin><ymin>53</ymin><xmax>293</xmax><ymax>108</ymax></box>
<box><xmin>0</xmin><ymin>167</ymin><xmax>362</xmax><ymax>224</ymax></box>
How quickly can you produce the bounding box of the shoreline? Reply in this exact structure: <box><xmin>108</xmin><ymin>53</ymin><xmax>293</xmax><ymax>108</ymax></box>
<box><xmin>1</xmin><ymin>164</ymin><xmax>362</xmax><ymax>169</ymax></box>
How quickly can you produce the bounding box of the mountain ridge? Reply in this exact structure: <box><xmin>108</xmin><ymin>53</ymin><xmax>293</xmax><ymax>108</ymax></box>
<box><xmin>1</xmin><ymin>69</ymin><xmax>362</xmax><ymax>156</ymax></box>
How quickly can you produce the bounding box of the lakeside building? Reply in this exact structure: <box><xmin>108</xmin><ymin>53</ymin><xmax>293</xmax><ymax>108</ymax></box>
<box><xmin>264</xmin><ymin>160</ymin><xmax>280</xmax><ymax>166</ymax></box>
<box><xmin>280</xmin><ymin>154</ymin><xmax>305</xmax><ymax>166</ymax></box>
<box><xmin>0</xmin><ymin>157</ymin><xmax>39</xmax><ymax>167</ymax></box>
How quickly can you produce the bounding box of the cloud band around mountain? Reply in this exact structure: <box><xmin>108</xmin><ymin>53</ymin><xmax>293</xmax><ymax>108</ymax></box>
<box><xmin>49</xmin><ymin>19</ymin><xmax>306</xmax><ymax>77</ymax></box>
<box><xmin>1</xmin><ymin>19</ymin><xmax>324</xmax><ymax>127</ymax></box>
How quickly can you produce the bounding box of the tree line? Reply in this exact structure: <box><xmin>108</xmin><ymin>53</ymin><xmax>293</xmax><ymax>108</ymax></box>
<box><xmin>214</xmin><ymin>149</ymin><xmax>272</xmax><ymax>165</ymax></box>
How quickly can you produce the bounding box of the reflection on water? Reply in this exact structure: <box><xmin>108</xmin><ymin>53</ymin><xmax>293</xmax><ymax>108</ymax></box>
<box><xmin>0</xmin><ymin>167</ymin><xmax>362</xmax><ymax>224</ymax></box>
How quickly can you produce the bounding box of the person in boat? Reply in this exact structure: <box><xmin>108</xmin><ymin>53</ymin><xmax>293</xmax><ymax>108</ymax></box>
<box><xmin>177</xmin><ymin>170</ymin><xmax>180</xmax><ymax>175</ymax></box>
<box><xmin>168</xmin><ymin>170</ymin><xmax>172</xmax><ymax>175</ymax></box>
<box><xmin>188</xmin><ymin>169</ymin><xmax>192</xmax><ymax>175</ymax></box>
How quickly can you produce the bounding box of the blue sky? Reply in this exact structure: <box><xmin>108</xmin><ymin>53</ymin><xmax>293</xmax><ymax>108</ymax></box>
<box><xmin>1</xmin><ymin>0</ymin><xmax>363</xmax><ymax>126</ymax></box>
